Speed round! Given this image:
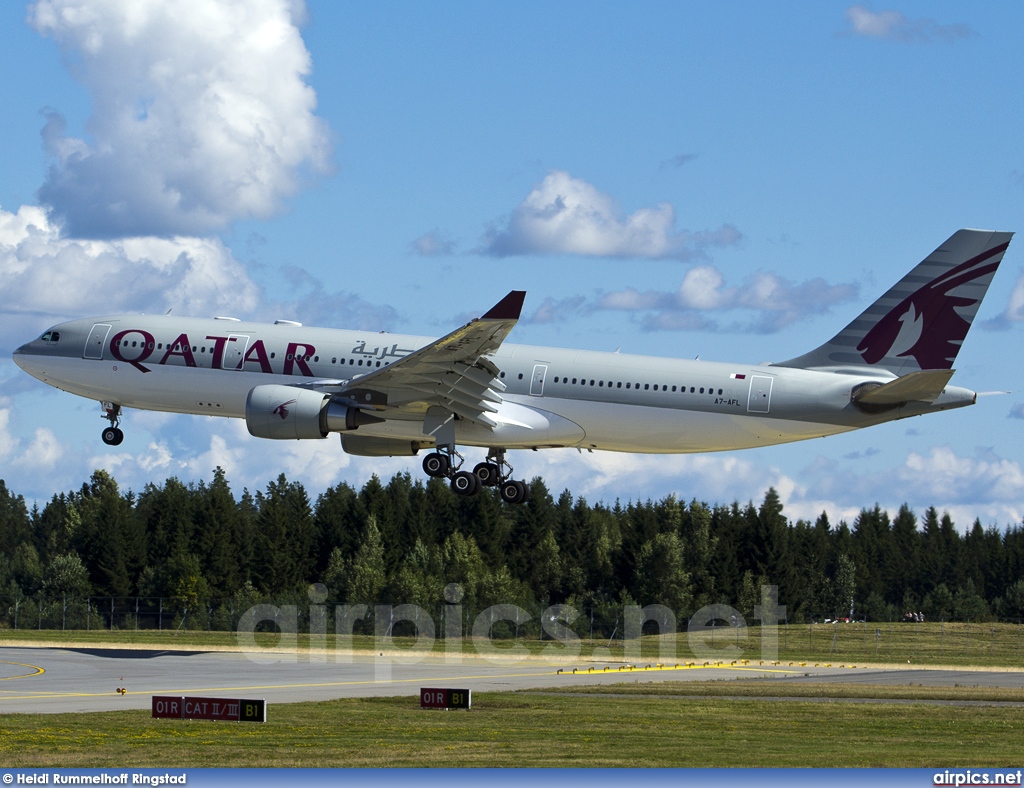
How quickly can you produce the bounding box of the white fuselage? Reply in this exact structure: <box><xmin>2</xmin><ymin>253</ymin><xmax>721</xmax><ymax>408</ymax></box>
<box><xmin>13</xmin><ymin>314</ymin><xmax>976</xmax><ymax>454</ymax></box>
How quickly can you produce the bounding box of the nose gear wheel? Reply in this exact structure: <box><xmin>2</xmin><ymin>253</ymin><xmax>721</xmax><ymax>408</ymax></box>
<box><xmin>100</xmin><ymin>402</ymin><xmax>124</xmax><ymax>446</ymax></box>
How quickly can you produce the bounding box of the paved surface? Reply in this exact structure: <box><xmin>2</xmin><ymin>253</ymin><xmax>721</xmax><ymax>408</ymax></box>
<box><xmin>2</xmin><ymin>646</ymin><xmax>1023</xmax><ymax>714</ymax></box>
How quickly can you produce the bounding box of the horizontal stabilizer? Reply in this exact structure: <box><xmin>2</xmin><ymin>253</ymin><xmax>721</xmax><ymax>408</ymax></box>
<box><xmin>853</xmin><ymin>369</ymin><xmax>955</xmax><ymax>406</ymax></box>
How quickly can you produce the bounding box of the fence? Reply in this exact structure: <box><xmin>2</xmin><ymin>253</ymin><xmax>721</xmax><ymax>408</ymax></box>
<box><xmin>3</xmin><ymin>595</ymin><xmax>1023</xmax><ymax>666</ymax></box>
<box><xmin>4</xmin><ymin>596</ymin><xmax>245</xmax><ymax>632</ymax></box>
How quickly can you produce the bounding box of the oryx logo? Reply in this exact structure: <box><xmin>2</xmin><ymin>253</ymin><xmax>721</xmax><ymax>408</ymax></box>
<box><xmin>273</xmin><ymin>399</ymin><xmax>298</xmax><ymax>420</ymax></box>
<box><xmin>857</xmin><ymin>243</ymin><xmax>1007</xmax><ymax>370</ymax></box>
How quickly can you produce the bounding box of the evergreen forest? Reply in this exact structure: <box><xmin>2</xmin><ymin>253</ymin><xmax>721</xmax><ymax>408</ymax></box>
<box><xmin>2</xmin><ymin>468</ymin><xmax>1024</xmax><ymax>632</ymax></box>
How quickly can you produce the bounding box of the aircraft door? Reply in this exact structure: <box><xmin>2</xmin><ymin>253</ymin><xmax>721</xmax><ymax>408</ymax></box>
<box><xmin>529</xmin><ymin>364</ymin><xmax>548</xmax><ymax>396</ymax></box>
<box><xmin>83</xmin><ymin>324</ymin><xmax>112</xmax><ymax>360</ymax></box>
<box><xmin>747</xmin><ymin>375</ymin><xmax>773</xmax><ymax>413</ymax></box>
<box><xmin>223</xmin><ymin>334</ymin><xmax>250</xmax><ymax>370</ymax></box>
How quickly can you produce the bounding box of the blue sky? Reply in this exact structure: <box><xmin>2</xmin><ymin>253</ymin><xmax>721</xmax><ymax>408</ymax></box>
<box><xmin>1</xmin><ymin>0</ymin><xmax>1023</xmax><ymax>528</ymax></box>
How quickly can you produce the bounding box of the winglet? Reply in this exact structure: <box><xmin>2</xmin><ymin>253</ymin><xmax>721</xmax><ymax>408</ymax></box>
<box><xmin>482</xmin><ymin>290</ymin><xmax>527</xmax><ymax>320</ymax></box>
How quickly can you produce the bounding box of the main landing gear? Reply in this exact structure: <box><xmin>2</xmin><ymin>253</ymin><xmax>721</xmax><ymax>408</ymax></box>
<box><xmin>422</xmin><ymin>446</ymin><xmax>531</xmax><ymax>504</ymax></box>
<box><xmin>100</xmin><ymin>401</ymin><xmax>124</xmax><ymax>446</ymax></box>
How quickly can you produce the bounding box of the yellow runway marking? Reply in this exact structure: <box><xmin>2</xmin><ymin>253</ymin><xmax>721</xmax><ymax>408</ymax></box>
<box><xmin>0</xmin><ymin>662</ymin><xmax>798</xmax><ymax>702</ymax></box>
<box><xmin>0</xmin><ymin>668</ymin><xmax>592</xmax><ymax>701</ymax></box>
<box><xmin>0</xmin><ymin>660</ymin><xmax>45</xmax><ymax>680</ymax></box>
<box><xmin>558</xmin><ymin>663</ymin><xmax>799</xmax><ymax>676</ymax></box>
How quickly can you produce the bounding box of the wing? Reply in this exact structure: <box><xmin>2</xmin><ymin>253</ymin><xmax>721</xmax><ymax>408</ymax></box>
<box><xmin>327</xmin><ymin>291</ymin><xmax>526</xmax><ymax>430</ymax></box>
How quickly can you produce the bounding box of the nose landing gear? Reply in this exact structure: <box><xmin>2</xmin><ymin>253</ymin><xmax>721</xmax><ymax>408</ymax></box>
<box><xmin>422</xmin><ymin>445</ymin><xmax>529</xmax><ymax>503</ymax></box>
<box><xmin>100</xmin><ymin>402</ymin><xmax>124</xmax><ymax>446</ymax></box>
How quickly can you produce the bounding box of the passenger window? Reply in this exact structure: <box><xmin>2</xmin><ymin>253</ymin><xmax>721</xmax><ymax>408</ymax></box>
<box><xmin>644</xmin><ymin>384</ymin><xmax>649</xmax><ymax>390</ymax></box>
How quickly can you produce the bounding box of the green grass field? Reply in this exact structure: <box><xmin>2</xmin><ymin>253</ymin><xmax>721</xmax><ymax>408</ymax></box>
<box><xmin>1</xmin><ymin>684</ymin><xmax>1022</xmax><ymax>767</ymax></box>
<box><xmin>3</xmin><ymin>626</ymin><xmax>1024</xmax><ymax>767</ymax></box>
<box><xmin>3</xmin><ymin>621</ymin><xmax>1024</xmax><ymax>667</ymax></box>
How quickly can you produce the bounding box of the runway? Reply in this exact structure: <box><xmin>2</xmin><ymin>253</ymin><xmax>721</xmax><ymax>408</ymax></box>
<box><xmin>3</xmin><ymin>645</ymin><xmax>1024</xmax><ymax>714</ymax></box>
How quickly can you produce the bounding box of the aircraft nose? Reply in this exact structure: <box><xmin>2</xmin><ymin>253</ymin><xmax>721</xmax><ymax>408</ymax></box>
<box><xmin>12</xmin><ymin>344</ymin><xmax>28</xmax><ymax>370</ymax></box>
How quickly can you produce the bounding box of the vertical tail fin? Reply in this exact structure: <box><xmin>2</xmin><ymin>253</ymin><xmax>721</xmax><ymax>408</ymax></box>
<box><xmin>776</xmin><ymin>229</ymin><xmax>1013</xmax><ymax>374</ymax></box>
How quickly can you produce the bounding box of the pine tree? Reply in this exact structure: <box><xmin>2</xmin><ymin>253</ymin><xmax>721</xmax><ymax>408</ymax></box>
<box><xmin>347</xmin><ymin>515</ymin><xmax>387</xmax><ymax>606</ymax></box>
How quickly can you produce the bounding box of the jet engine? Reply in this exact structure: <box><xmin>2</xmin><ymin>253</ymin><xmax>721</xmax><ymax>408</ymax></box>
<box><xmin>245</xmin><ymin>384</ymin><xmax>383</xmax><ymax>440</ymax></box>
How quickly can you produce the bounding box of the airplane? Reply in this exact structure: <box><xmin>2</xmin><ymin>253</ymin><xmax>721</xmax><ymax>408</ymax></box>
<box><xmin>12</xmin><ymin>228</ymin><xmax>1013</xmax><ymax>505</ymax></box>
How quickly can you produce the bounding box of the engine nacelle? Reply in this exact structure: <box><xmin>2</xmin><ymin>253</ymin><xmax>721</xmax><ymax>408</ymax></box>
<box><xmin>246</xmin><ymin>384</ymin><xmax>382</xmax><ymax>440</ymax></box>
<box><xmin>341</xmin><ymin>434</ymin><xmax>428</xmax><ymax>457</ymax></box>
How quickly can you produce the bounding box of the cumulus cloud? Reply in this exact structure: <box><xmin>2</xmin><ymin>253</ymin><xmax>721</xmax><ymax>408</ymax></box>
<box><xmin>30</xmin><ymin>0</ymin><xmax>330</xmax><ymax>238</ymax></box>
<box><xmin>0</xmin><ymin>402</ymin><xmax>66</xmax><ymax>473</ymax></box>
<box><xmin>598</xmin><ymin>266</ymin><xmax>858</xmax><ymax>333</ymax></box>
<box><xmin>0</xmin><ymin>205</ymin><xmax>400</xmax><ymax>349</ymax></box>
<box><xmin>796</xmin><ymin>445</ymin><xmax>1024</xmax><ymax>526</ymax></box>
<box><xmin>844</xmin><ymin>5</ymin><xmax>972</xmax><ymax>43</ymax></box>
<box><xmin>0</xmin><ymin>204</ymin><xmax>261</xmax><ymax>339</ymax></box>
<box><xmin>481</xmin><ymin>171</ymin><xmax>740</xmax><ymax>260</ymax></box>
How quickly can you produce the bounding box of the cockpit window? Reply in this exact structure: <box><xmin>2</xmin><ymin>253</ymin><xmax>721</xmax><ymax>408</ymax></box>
<box><xmin>40</xmin><ymin>331</ymin><xmax>61</xmax><ymax>343</ymax></box>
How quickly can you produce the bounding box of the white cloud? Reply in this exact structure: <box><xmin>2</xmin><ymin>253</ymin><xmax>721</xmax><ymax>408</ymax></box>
<box><xmin>20</xmin><ymin>428</ymin><xmax>64</xmax><ymax>469</ymax></box>
<box><xmin>268</xmin><ymin>266</ymin><xmax>400</xmax><ymax>330</ymax></box>
<box><xmin>901</xmin><ymin>446</ymin><xmax>1024</xmax><ymax>505</ymax></box>
<box><xmin>0</xmin><ymin>406</ymin><xmax>20</xmax><ymax>461</ymax></box>
<box><xmin>794</xmin><ymin>445</ymin><xmax>1024</xmax><ymax>527</ymax></box>
<box><xmin>844</xmin><ymin>5</ymin><xmax>972</xmax><ymax>43</ymax></box>
<box><xmin>995</xmin><ymin>272</ymin><xmax>1024</xmax><ymax>325</ymax></box>
<box><xmin>411</xmin><ymin>230</ymin><xmax>457</xmax><ymax>257</ymax></box>
<box><xmin>524</xmin><ymin>295</ymin><xmax>587</xmax><ymax>325</ymax></box>
<box><xmin>0</xmin><ymin>204</ymin><xmax>261</xmax><ymax>339</ymax></box>
<box><xmin>481</xmin><ymin>170</ymin><xmax>740</xmax><ymax>260</ymax></box>
<box><xmin>30</xmin><ymin>0</ymin><xmax>330</xmax><ymax>237</ymax></box>
<box><xmin>598</xmin><ymin>267</ymin><xmax>858</xmax><ymax>333</ymax></box>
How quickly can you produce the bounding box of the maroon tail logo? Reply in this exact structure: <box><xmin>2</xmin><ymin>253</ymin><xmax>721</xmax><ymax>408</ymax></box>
<box><xmin>857</xmin><ymin>243</ymin><xmax>1007</xmax><ymax>369</ymax></box>
<box><xmin>273</xmin><ymin>399</ymin><xmax>298</xmax><ymax>420</ymax></box>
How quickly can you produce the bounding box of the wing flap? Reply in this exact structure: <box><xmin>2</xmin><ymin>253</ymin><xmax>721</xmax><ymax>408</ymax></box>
<box><xmin>325</xmin><ymin>290</ymin><xmax>526</xmax><ymax>434</ymax></box>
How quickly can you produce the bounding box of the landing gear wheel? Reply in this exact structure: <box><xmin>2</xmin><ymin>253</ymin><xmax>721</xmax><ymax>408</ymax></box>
<box><xmin>102</xmin><ymin>427</ymin><xmax>124</xmax><ymax>446</ymax></box>
<box><xmin>473</xmin><ymin>462</ymin><xmax>501</xmax><ymax>486</ymax></box>
<box><xmin>500</xmin><ymin>479</ymin><xmax>529</xmax><ymax>505</ymax></box>
<box><xmin>422</xmin><ymin>452</ymin><xmax>450</xmax><ymax>478</ymax></box>
<box><xmin>450</xmin><ymin>470</ymin><xmax>480</xmax><ymax>496</ymax></box>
